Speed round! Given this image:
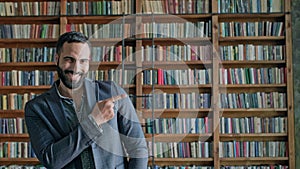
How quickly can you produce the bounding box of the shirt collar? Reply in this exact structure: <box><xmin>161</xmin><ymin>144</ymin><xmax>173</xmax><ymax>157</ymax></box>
<box><xmin>54</xmin><ymin>81</ymin><xmax>73</xmax><ymax>102</ymax></box>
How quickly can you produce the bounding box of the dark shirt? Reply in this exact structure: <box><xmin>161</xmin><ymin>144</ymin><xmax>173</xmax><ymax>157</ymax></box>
<box><xmin>55</xmin><ymin>84</ymin><xmax>95</xmax><ymax>169</ymax></box>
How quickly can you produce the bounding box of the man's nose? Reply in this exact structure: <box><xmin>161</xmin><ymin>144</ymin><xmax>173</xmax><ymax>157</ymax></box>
<box><xmin>73</xmin><ymin>60</ymin><xmax>83</xmax><ymax>71</ymax></box>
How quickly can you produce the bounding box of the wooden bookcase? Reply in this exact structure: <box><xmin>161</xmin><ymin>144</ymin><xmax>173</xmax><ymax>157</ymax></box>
<box><xmin>0</xmin><ymin>0</ymin><xmax>294</xmax><ymax>168</ymax></box>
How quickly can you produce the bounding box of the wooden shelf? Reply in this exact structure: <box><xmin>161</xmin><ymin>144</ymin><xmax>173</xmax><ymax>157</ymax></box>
<box><xmin>0</xmin><ymin>39</ymin><xmax>58</xmax><ymax>48</ymax></box>
<box><xmin>0</xmin><ymin>62</ymin><xmax>56</xmax><ymax>71</ymax></box>
<box><xmin>89</xmin><ymin>38</ymin><xmax>137</xmax><ymax>46</ymax></box>
<box><xmin>218</xmin><ymin>13</ymin><xmax>285</xmax><ymax>22</ymax></box>
<box><xmin>0</xmin><ymin>86</ymin><xmax>51</xmax><ymax>94</ymax></box>
<box><xmin>139</xmin><ymin>13</ymin><xmax>212</xmax><ymax>22</ymax></box>
<box><xmin>142</xmin><ymin>61</ymin><xmax>212</xmax><ymax>69</ymax></box>
<box><xmin>145</xmin><ymin>133</ymin><xmax>213</xmax><ymax>142</ymax></box>
<box><xmin>220</xmin><ymin>133</ymin><xmax>288</xmax><ymax>141</ymax></box>
<box><xmin>142</xmin><ymin>108</ymin><xmax>212</xmax><ymax>118</ymax></box>
<box><xmin>220</xmin><ymin>60</ymin><xmax>286</xmax><ymax>68</ymax></box>
<box><xmin>220</xmin><ymin>157</ymin><xmax>289</xmax><ymax>166</ymax></box>
<box><xmin>0</xmin><ymin>110</ymin><xmax>24</xmax><ymax>118</ymax></box>
<box><xmin>149</xmin><ymin>157</ymin><xmax>214</xmax><ymax>166</ymax></box>
<box><xmin>0</xmin><ymin>134</ymin><xmax>30</xmax><ymax>142</ymax></box>
<box><xmin>140</xmin><ymin>37</ymin><xmax>213</xmax><ymax>46</ymax></box>
<box><xmin>219</xmin><ymin>84</ymin><xmax>287</xmax><ymax>93</ymax></box>
<box><xmin>0</xmin><ymin>16</ymin><xmax>60</xmax><ymax>24</ymax></box>
<box><xmin>219</xmin><ymin>36</ymin><xmax>285</xmax><ymax>45</ymax></box>
<box><xmin>142</xmin><ymin>84</ymin><xmax>212</xmax><ymax>93</ymax></box>
<box><xmin>65</xmin><ymin>15</ymin><xmax>133</xmax><ymax>24</ymax></box>
<box><xmin>220</xmin><ymin>108</ymin><xmax>287</xmax><ymax>118</ymax></box>
<box><xmin>89</xmin><ymin>61</ymin><xmax>136</xmax><ymax>70</ymax></box>
<box><xmin>0</xmin><ymin>158</ymin><xmax>40</xmax><ymax>165</ymax></box>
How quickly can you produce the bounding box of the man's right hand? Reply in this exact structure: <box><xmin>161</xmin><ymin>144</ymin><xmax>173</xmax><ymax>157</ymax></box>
<box><xmin>90</xmin><ymin>94</ymin><xmax>127</xmax><ymax>126</ymax></box>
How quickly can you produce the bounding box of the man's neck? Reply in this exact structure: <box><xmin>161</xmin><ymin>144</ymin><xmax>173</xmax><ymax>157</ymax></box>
<box><xmin>58</xmin><ymin>80</ymin><xmax>83</xmax><ymax>99</ymax></box>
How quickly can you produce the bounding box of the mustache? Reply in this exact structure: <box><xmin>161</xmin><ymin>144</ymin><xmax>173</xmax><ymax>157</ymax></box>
<box><xmin>64</xmin><ymin>70</ymin><xmax>84</xmax><ymax>75</ymax></box>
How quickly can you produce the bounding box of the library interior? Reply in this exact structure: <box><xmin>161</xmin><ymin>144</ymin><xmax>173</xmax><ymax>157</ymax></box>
<box><xmin>0</xmin><ymin>0</ymin><xmax>299</xmax><ymax>169</ymax></box>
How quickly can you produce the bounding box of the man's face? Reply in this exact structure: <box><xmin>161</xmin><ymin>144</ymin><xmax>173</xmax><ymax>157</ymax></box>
<box><xmin>56</xmin><ymin>42</ymin><xmax>90</xmax><ymax>89</ymax></box>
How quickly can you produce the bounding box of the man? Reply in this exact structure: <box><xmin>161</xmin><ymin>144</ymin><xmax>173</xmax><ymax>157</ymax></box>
<box><xmin>25</xmin><ymin>31</ymin><xmax>148</xmax><ymax>169</ymax></box>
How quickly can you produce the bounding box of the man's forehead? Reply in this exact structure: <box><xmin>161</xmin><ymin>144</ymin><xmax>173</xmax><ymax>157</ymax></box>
<box><xmin>61</xmin><ymin>42</ymin><xmax>90</xmax><ymax>56</ymax></box>
<box><xmin>62</xmin><ymin>42</ymin><xmax>90</xmax><ymax>49</ymax></box>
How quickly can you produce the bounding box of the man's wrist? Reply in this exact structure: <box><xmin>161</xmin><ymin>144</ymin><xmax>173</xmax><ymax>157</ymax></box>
<box><xmin>88</xmin><ymin>114</ymin><xmax>103</xmax><ymax>133</ymax></box>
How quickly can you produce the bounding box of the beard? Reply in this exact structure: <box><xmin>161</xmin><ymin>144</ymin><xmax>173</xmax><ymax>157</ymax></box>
<box><xmin>56</xmin><ymin>66</ymin><xmax>86</xmax><ymax>89</ymax></box>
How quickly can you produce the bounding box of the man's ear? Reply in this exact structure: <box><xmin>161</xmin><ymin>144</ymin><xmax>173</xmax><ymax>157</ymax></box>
<box><xmin>55</xmin><ymin>54</ymin><xmax>59</xmax><ymax>65</ymax></box>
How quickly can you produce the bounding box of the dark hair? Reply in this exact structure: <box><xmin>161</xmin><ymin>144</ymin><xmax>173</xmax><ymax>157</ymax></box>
<box><xmin>56</xmin><ymin>31</ymin><xmax>91</xmax><ymax>55</ymax></box>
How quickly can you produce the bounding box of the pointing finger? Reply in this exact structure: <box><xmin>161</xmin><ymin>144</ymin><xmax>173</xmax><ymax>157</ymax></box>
<box><xmin>105</xmin><ymin>94</ymin><xmax>127</xmax><ymax>103</ymax></box>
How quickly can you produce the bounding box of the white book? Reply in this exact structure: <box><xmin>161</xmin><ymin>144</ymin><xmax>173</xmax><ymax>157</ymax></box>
<box><xmin>0</xmin><ymin>3</ymin><xmax>5</xmax><ymax>16</ymax></box>
<box><xmin>271</xmin><ymin>0</ymin><xmax>282</xmax><ymax>12</ymax></box>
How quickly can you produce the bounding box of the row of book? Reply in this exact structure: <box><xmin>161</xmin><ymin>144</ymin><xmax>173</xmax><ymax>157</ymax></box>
<box><xmin>0</xmin><ymin>93</ymin><xmax>37</xmax><ymax>110</ymax></box>
<box><xmin>220</xmin><ymin>166</ymin><xmax>287</xmax><ymax>169</ymax></box>
<box><xmin>141</xmin><ymin>45</ymin><xmax>212</xmax><ymax>62</ymax></box>
<box><xmin>0</xmin><ymin>44</ymin><xmax>211</xmax><ymax>63</ymax></box>
<box><xmin>145</xmin><ymin>117</ymin><xmax>211</xmax><ymax>134</ymax></box>
<box><xmin>142</xmin><ymin>21</ymin><xmax>211</xmax><ymax>38</ymax></box>
<box><xmin>66</xmin><ymin>0</ymin><xmax>133</xmax><ymax>15</ymax></box>
<box><xmin>0</xmin><ymin>47</ymin><xmax>56</xmax><ymax>63</ymax></box>
<box><xmin>150</xmin><ymin>166</ymin><xmax>287</xmax><ymax>169</ymax></box>
<box><xmin>68</xmin><ymin>21</ymin><xmax>212</xmax><ymax>39</ymax></box>
<box><xmin>219</xmin><ymin>67</ymin><xmax>286</xmax><ymax>85</ymax></box>
<box><xmin>142</xmin><ymin>0</ymin><xmax>210</xmax><ymax>14</ymax></box>
<box><xmin>0</xmin><ymin>24</ymin><xmax>60</xmax><ymax>39</ymax></box>
<box><xmin>142</xmin><ymin>69</ymin><xmax>212</xmax><ymax>85</ymax></box>
<box><xmin>149</xmin><ymin>166</ymin><xmax>213</xmax><ymax>169</ymax></box>
<box><xmin>219</xmin><ymin>21</ymin><xmax>284</xmax><ymax>37</ymax></box>
<box><xmin>218</xmin><ymin>0</ymin><xmax>283</xmax><ymax>13</ymax></box>
<box><xmin>0</xmin><ymin>2</ymin><xmax>60</xmax><ymax>16</ymax></box>
<box><xmin>219</xmin><ymin>141</ymin><xmax>287</xmax><ymax>158</ymax></box>
<box><xmin>0</xmin><ymin>71</ymin><xmax>55</xmax><ymax>86</ymax></box>
<box><xmin>220</xmin><ymin>117</ymin><xmax>287</xmax><ymax>134</ymax></box>
<box><xmin>91</xmin><ymin>46</ymin><xmax>135</xmax><ymax>62</ymax></box>
<box><xmin>219</xmin><ymin>92</ymin><xmax>286</xmax><ymax>109</ymax></box>
<box><xmin>106</xmin><ymin>69</ymin><xmax>136</xmax><ymax>85</ymax></box>
<box><xmin>147</xmin><ymin>141</ymin><xmax>212</xmax><ymax>158</ymax></box>
<box><xmin>0</xmin><ymin>142</ymin><xmax>36</xmax><ymax>158</ymax></box>
<box><xmin>67</xmin><ymin>23</ymin><xmax>133</xmax><ymax>39</ymax></box>
<box><xmin>0</xmin><ymin>118</ymin><xmax>27</xmax><ymax>134</ymax></box>
<box><xmin>142</xmin><ymin>93</ymin><xmax>211</xmax><ymax>109</ymax></box>
<box><xmin>83</xmin><ymin>69</ymin><xmax>145</xmax><ymax>85</ymax></box>
<box><xmin>0</xmin><ymin>116</ymin><xmax>287</xmax><ymax>134</ymax></box>
<box><xmin>0</xmin><ymin>0</ymin><xmax>284</xmax><ymax>16</ymax></box>
<box><xmin>0</xmin><ymin>46</ymin><xmax>134</xmax><ymax>63</ymax></box>
<box><xmin>219</xmin><ymin>45</ymin><xmax>285</xmax><ymax>61</ymax></box>
<box><xmin>0</xmin><ymin>44</ymin><xmax>285</xmax><ymax>63</ymax></box>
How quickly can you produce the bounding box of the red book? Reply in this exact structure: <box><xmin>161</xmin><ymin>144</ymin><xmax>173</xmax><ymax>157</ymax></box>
<box><xmin>157</xmin><ymin>68</ymin><xmax>164</xmax><ymax>85</ymax></box>
<box><xmin>204</xmin><ymin>117</ymin><xmax>208</xmax><ymax>133</ymax></box>
<box><xmin>66</xmin><ymin>24</ymin><xmax>72</xmax><ymax>32</ymax></box>
<box><xmin>115</xmin><ymin>45</ymin><xmax>122</xmax><ymax>62</ymax></box>
<box><xmin>191</xmin><ymin>45</ymin><xmax>197</xmax><ymax>60</ymax></box>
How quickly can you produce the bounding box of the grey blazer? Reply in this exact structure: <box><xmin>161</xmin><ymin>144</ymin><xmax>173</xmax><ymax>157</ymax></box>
<box><xmin>25</xmin><ymin>79</ymin><xmax>148</xmax><ymax>169</ymax></box>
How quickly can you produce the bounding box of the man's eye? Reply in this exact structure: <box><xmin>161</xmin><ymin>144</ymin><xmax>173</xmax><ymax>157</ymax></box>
<box><xmin>64</xmin><ymin>58</ymin><xmax>73</xmax><ymax>62</ymax></box>
<box><xmin>80</xmin><ymin>59</ymin><xmax>89</xmax><ymax>63</ymax></box>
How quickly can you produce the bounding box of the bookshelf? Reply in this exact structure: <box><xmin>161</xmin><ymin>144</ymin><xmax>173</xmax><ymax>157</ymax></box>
<box><xmin>0</xmin><ymin>0</ymin><xmax>295</xmax><ymax>168</ymax></box>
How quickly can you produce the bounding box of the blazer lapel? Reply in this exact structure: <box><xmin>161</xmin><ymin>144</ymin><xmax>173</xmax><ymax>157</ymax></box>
<box><xmin>84</xmin><ymin>79</ymin><xmax>99</xmax><ymax>112</ymax></box>
<box><xmin>45</xmin><ymin>83</ymin><xmax>71</xmax><ymax>135</ymax></box>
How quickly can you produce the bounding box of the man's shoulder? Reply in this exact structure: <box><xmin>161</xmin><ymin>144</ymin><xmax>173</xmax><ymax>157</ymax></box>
<box><xmin>25</xmin><ymin>86</ymin><xmax>55</xmax><ymax>105</ymax></box>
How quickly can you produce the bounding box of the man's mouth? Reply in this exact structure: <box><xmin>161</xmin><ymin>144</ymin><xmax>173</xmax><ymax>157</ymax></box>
<box><xmin>64</xmin><ymin>70</ymin><xmax>83</xmax><ymax>76</ymax></box>
<box><xmin>64</xmin><ymin>70</ymin><xmax>84</xmax><ymax>82</ymax></box>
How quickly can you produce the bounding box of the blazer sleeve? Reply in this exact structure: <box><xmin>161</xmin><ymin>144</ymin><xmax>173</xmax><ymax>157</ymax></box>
<box><xmin>24</xmin><ymin>95</ymin><xmax>103</xmax><ymax>169</ymax></box>
<box><xmin>111</xmin><ymin>82</ymin><xmax>149</xmax><ymax>168</ymax></box>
